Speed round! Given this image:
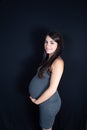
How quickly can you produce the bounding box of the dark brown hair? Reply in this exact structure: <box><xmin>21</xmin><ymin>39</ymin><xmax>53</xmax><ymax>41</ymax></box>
<box><xmin>38</xmin><ymin>32</ymin><xmax>64</xmax><ymax>78</ymax></box>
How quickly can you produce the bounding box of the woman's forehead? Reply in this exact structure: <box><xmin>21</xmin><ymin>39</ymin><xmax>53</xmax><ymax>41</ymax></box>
<box><xmin>46</xmin><ymin>35</ymin><xmax>54</xmax><ymax>41</ymax></box>
<box><xmin>45</xmin><ymin>35</ymin><xmax>57</xmax><ymax>44</ymax></box>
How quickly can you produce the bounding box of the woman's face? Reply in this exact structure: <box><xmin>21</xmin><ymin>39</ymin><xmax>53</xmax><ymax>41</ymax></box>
<box><xmin>44</xmin><ymin>35</ymin><xmax>58</xmax><ymax>57</ymax></box>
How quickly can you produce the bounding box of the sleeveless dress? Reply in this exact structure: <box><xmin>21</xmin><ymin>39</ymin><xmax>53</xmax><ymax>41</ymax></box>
<box><xmin>28</xmin><ymin>67</ymin><xmax>61</xmax><ymax>129</ymax></box>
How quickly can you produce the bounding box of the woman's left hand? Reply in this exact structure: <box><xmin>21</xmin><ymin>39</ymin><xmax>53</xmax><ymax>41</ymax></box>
<box><xmin>29</xmin><ymin>96</ymin><xmax>38</xmax><ymax>105</ymax></box>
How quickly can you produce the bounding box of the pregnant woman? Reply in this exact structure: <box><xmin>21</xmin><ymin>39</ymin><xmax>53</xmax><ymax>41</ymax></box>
<box><xmin>29</xmin><ymin>31</ymin><xmax>64</xmax><ymax>130</ymax></box>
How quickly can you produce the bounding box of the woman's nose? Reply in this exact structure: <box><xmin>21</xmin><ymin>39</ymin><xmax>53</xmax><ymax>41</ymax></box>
<box><xmin>46</xmin><ymin>43</ymin><xmax>50</xmax><ymax>48</ymax></box>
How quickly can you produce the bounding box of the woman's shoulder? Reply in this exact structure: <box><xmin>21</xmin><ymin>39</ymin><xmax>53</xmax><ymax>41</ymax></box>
<box><xmin>53</xmin><ymin>56</ymin><xmax>64</xmax><ymax>64</ymax></box>
<box><xmin>54</xmin><ymin>56</ymin><xmax>64</xmax><ymax>65</ymax></box>
<box><xmin>50</xmin><ymin>56</ymin><xmax>64</xmax><ymax>72</ymax></box>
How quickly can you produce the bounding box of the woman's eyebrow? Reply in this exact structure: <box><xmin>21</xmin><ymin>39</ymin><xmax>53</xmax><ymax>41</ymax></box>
<box><xmin>50</xmin><ymin>40</ymin><xmax>54</xmax><ymax>42</ymax></box>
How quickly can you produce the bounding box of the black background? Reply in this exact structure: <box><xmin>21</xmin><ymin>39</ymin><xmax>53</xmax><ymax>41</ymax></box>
<box><xmin>0</xmin><ymin>0</ymin><xmax>87</xmax><ymax>130</ymax></box>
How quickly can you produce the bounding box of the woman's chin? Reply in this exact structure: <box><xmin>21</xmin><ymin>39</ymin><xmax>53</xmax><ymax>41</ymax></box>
<box><xmin>46</xmin><ymin>51</ymin><xmax>52</xmax><ymax>54</ymax></box>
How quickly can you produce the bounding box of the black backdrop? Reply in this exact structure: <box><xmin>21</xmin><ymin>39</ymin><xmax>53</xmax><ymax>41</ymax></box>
<box><xmin>0</xmin><ymin>0</ymin><xmax>87</xmax><ymax>130</ymax></box>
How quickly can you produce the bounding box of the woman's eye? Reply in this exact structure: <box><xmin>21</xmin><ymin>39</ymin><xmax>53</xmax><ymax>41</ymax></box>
<box><xmin>45</xmin><ymin>40</ymin><xmax>48</xmax><ymax>43</ymax></box>
<box><xmin>50</xmin><ymin>42</ymin><xmax>54</xmax><ymax>44</ymax></box>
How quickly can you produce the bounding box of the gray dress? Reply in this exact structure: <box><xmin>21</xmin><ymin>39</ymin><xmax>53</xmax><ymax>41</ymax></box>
<box><xmin>28</xmin><ymin>67</ymin><xmax>61</xmax><ymax>129</ymax></box>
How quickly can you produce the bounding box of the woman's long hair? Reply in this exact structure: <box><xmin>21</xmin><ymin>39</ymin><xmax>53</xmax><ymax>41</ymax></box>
<box><xmin>38</xmin><ymin>32</ymin><xmax>64</xmax><ymax>78</ymax></box>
